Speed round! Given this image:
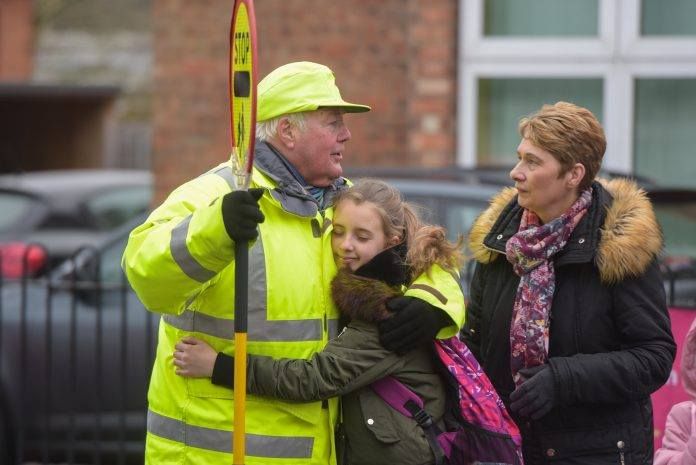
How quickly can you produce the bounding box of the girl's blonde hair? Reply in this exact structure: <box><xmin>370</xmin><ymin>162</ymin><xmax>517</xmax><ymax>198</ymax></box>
<box><xmin>333</xmin><ymin>178</ymin><xmax>463</xmax><ymax>280</ymax></box>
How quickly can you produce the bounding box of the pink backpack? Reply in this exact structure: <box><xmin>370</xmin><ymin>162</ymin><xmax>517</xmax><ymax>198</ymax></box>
<box><xmin>371</xmin><ymin>336</ymin><xmax>524</xmax><ymax>465</ymax></box>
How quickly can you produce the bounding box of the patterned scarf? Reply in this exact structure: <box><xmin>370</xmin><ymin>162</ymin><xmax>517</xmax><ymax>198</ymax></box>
<box><xmin>506</xmin><ymin>188</ymin><xmax>593</xmax><ymax>387</ymax></box>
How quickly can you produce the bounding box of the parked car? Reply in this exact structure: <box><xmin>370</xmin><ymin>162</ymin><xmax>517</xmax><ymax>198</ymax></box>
<box><xmin>0</xmin><ymin>212</ymin><xmax>157</xmax><ymax>465</ymax></box>
<box><xmin>0</xmin><ymin>169</ymin><xmax>153</xmax><ymax>275</ymax></box>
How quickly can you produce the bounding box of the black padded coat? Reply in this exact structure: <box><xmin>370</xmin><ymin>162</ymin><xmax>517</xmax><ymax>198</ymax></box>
<box><xmin>463</xmin><ymin>179</ymin><xmax>676</xmax><ymax>465</ymax></box>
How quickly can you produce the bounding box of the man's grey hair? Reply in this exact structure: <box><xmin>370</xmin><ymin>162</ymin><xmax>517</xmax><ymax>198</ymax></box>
<box><xmin>256</xmin><ymin>112</ymin><xmax>308</xmax><ymax>141</ymax></box>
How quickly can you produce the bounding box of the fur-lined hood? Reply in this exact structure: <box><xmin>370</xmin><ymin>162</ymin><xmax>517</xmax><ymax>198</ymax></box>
<box><xmin>331</xmin><ymin>269</ymin><xmax>402</xmax><ymax>323</ymax></box>
<box><xmin>468</xmin><ymin>178</ymin><xmax>663</xmax><ymax>284</ymax></box>
<box><xmin>330</xmin><ymin>242</ymin><xmax>410</xmax><ymax>323</ymax></box>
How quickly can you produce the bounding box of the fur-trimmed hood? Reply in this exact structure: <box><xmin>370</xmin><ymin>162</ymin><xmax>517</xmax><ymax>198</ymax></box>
<box><xmin>468</xmin><ymin>178</ymin><xmax>663</xmax><ymax>284</ymax></box>
<box><xmin>331</xmin><ymin>269</ymin><xmax>402</xmax><ymax>323</ymax></box>
<box><xmin>330</xmin><ymin>243</ymin><xmax>409</xmax><ymax>323</ymax></box>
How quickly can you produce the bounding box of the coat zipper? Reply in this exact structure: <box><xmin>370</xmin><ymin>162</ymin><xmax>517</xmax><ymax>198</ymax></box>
<box><xmin>617</xmin><ymin>440</ymin><xmax>626</xmax><ymax>465</ymax></box>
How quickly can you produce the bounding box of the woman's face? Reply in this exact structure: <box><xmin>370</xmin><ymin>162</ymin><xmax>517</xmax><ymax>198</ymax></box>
<box><xmin>331</xmin><ymin>200</ymin><xmax>398</xmax><ymax>271</ymax></box>
<box><xmin>510</xmin><ymin>138</ymin><xmax>581</xmax><ymax>223</ymax></box>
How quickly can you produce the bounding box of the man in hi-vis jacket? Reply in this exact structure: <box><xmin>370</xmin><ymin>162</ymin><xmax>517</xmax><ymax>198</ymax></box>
<box><xmin>123</xmin><ymin>61</ymin><xmax>465</xmax><ymax>465</ymax></box>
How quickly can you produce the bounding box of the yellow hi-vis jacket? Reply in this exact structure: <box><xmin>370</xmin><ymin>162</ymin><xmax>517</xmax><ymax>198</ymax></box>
<box><xmin>122</xmin><ymin>142</ymin><xmax>465</xmax><ymax>465</ymax></box>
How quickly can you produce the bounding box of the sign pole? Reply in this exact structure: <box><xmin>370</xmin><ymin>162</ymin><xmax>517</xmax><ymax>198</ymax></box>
<box><xmin>229</xmin><ymin>1</ymin><xmax>257</xmax><ymax>463</ymax></box>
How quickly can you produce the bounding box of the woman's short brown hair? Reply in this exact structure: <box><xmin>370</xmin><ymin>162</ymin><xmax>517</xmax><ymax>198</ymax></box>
<box><xmin>519</xmin><ymin>101</ymin><xmax>606</xmax><ymax>191</ymax></box>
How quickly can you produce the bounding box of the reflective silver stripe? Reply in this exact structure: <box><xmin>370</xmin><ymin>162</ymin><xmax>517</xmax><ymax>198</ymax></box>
<box><xmin>170</xmin><ymin>216</ymin><xmax>217</xmax><ymax>283</ymax></box>
<box><xmin>165</xmin><ymin>235</ymin><xmax>324</xmax><ymax>342</ymax></box>
<box><xmin>164</xmin><ymin>310</ymin><xmax>321</xmax><ymax>342</ymax></box>
<box><xmin>147</xmin><ymin>410</ymin><xmax>314</xmax><ymax>458</ymax></box>
<box><xmin>247</xmin><ymin>236</ymin><xmax>322</xmax><ymax>340</ymax></box>
<box><xmin>170</xmin><ymin>166</ymin><xmax>235</xmax><ymax>283</ymax></box>
<box><xmin>163</xmin><ymin>310</ymin><xmax>231</xmax><ymax>339</ymax></box>
<box><xmin>213</xmin><ymin>166</ymin><xmax>237</xmax><ymax>190</ymax></box>
<box><xmin>321</xmin><ymin>217</ymin><xmax>332</xmax><ymax>234</ymax></box>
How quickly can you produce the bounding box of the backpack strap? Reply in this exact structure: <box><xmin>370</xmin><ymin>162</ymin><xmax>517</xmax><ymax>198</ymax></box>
<box><xmin>371</xmin><ymin>376</ymin><xmax>446</xmax><ymax>465</ymax></box>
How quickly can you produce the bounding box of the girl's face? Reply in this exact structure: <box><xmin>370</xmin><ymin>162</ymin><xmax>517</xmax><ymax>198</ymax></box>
<box><xmin>331</xmin><ymin>200</ymin><xmax>400</xmax><ymax>271</ymax></box>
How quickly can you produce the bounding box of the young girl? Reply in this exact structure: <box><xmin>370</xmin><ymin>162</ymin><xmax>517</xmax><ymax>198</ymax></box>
<box><xmin>173</xmin><ymin>179</ymin><xmax>463</xmax><ymax>465</ymax></box>
<box><xmin>655</xmin><ymin>318</ymin><xmax>696</xmax><ymax>465</ymax></box>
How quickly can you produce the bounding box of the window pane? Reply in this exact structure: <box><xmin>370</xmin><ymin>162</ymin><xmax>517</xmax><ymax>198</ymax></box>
<box><xmin>634</xmin><ymin>79</ymin><xmax>696</xmax><ymax>188</ymax></box>
<box><xmin>484</xmin><ymin>0</ymin><xmax>598</xmax><ymax>37</ymax></box>
<box><xmin>477</xmin><ymin>78</ymin><xmax>603</xmax><ymax>166</ymax></box>
<box><xmin>654</xmin><ymin>202</ymin><xmax>696</xmax><ymax>258</ymax></box>
<box><xmin>641</xmin><ymin>0</ymin><xmax>696</xmax><ymax>36</ymax></box>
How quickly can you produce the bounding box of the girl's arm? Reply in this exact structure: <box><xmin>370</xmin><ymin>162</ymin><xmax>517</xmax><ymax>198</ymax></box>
<box><xmin>174</xmin><ymin>322</ymin><xmax>406</xmax><ymax>401</ymax></box>
<box><xmin>173</xmin><ymin>336</ymin><xmax>235</xmax><ymax>386</ymax></box>
<box><xmin>247</xmin><ymin>321</ymin><xmax>404</xmax><ymax>401</ymax></box>
<box><xmin>173</xmin><ymin>337</ymin><xmax>219</xmax><ymax>378</ymax></box>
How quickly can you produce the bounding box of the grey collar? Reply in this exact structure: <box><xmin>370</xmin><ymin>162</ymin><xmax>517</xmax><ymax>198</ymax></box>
<box><xmin>254</xmin><ymin>141</ymin><xmax>347</xmax><ymax>217</ymax></box>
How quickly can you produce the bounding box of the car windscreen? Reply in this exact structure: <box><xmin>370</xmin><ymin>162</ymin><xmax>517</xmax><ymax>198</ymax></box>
<box><xmin>0</xmin><ymin>191</ymin><xmax>42</xmax><ymax>233</ymax></box>
<box><xmin>85</xmin><ymin>185</ymin><xmax>153</xmax><ymax>231</ymax></box>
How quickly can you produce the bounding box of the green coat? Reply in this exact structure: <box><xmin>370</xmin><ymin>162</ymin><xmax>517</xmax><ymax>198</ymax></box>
<box><xmin>245</xmin><ymin>254</ymin><xmax>450</xmax><ymax>465</ymax></box>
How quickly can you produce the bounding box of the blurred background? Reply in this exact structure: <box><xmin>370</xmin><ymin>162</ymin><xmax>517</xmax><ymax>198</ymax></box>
<box><xmin>0</xmin><ymin>1</ymin><xmax>695</xmax><ymax>463</ymax></box>
<box><xmin>1</xmin><ymin>0</ymin><xmax>695</xmax><ymax>198</ymax></box>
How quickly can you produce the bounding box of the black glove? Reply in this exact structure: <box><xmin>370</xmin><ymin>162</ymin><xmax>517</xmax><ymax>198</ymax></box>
<box><xmin>221</xmin><ymin>188</ymin><xmax>265</xmax><ymax>242</ymax></box>
<box><xmin>509</xmin><ymin>364</ymin><xmax>556</xmax><ymax>420</ymax></box>
<box><xmin>378</xmin><ymin>296</ymin><xmax>451</xmax><ymax>354</ymax></box>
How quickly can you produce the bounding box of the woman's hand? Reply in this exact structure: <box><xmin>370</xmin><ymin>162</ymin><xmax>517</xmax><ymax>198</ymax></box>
<box><xmin>173</xmin><ymin>336</ymin><xmax>217</xmax><ymax>378</ymax></box>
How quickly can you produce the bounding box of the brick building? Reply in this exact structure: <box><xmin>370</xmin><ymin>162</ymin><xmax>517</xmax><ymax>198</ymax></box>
<box><xmin>1</xmin><ymin>1</ymin><xmax>694</xmax><ymax>197</ymax></box>
<box><xmin>152</xmin><ymin>0</ymin><xmax>458</xmax><ymax>199</ymax></box>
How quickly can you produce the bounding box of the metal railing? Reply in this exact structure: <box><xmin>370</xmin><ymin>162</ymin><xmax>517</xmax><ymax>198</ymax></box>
<box><xmin>0</xmin><ymin>247</ymin><xmax>158</xmax><ymax>465</ymax></box>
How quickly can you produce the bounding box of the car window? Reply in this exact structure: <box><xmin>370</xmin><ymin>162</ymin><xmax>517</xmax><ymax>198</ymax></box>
<box><xmin>98</xmin><ymin>236</ymin><xmax>128</xmax><ymax>283</ymax></box>
<box><xmin>0</xmin><ymin>192</ymin><xmax>40</xmax><ymax>233</ymax></box>
<box><xmin>86</xmin><ymin>185</ymin><xmax>153</xmax><ymax>231</ymax></box>
<box><xmin>445</xmin><ymin>203</ymin><xmax>487</xmax><ymax>242</ymax></box>
<box><xmin>654</xmin><ymin>201</ymin><xmax>696</xmax><ymax>257</ymax></box>
<box><xmin>400</xmin><ymin>196</ymin><xmax>440</xmax><ymax>225</ymax></box>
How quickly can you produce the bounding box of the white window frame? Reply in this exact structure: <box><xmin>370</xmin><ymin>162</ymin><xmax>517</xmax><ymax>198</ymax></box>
<box><xmin>461</xmin><ymin>0</ymin><xmax>617</xmax><ymax>60</ymax></box>
<box><xmin>457</xmin><ymin>0</ymin><xmax>696</xmax><ymax>175</ymax></box>
<box><xmin>620</xmin><ymin>0</ymin><xmax>696</xmax><ymax>59</ymax></box>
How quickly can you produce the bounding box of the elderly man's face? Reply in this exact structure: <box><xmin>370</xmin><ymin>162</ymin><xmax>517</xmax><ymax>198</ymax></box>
<box><xmin>292</xmin><ymin>109</ymin><xmax>352</xmax><ymax>187</ymax></box>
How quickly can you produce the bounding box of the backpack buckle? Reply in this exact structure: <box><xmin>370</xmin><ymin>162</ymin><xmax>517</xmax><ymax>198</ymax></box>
<box><xmin>405</xmin><ymin>400</ymin><xmax>434</xmax><ymax>427</ymax></box>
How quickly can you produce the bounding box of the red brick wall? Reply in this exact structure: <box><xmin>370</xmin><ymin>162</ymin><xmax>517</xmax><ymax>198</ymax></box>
<box><xmin>152</xmin><ymin>0</ymin><xmax>457</xmax><ymax>200</ymax></box>
<box><xmin>0</xmin><ymin>0</ymin><xmax>33</xmax><ymax>80</ymax></box>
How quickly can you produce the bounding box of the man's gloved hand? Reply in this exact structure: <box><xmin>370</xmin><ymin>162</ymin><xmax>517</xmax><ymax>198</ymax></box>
<box><xmin>509</xmin><ymin>364</ymin><xmax>557</xmax><ymax>420</ymax></box>
<box><xmin>221</xmin><ymin>188</ymin><xmax>265</xmax><ymax>242</ymax></box>
<box><xmin>378</xmin><ymin>296</ymin><xmax>451</xmax><ymax>354</ymax></box>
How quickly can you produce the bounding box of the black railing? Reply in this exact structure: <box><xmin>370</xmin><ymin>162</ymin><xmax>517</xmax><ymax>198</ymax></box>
<box><xmin>662</xmin><ymin>258</ymin><xmax>696</xmax><ymax>309</ymax></box>
<box><xmin>0</xmin><ymin>247</ymin><xmax>158</xmax><ymax>465</ymax></box>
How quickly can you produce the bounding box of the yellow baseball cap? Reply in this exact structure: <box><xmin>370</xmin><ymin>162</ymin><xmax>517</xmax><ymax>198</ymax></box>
<box><xmin>257</xmin><ymin>61</ymin><xmax>371</xmax><ymax>122</ymax></box>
